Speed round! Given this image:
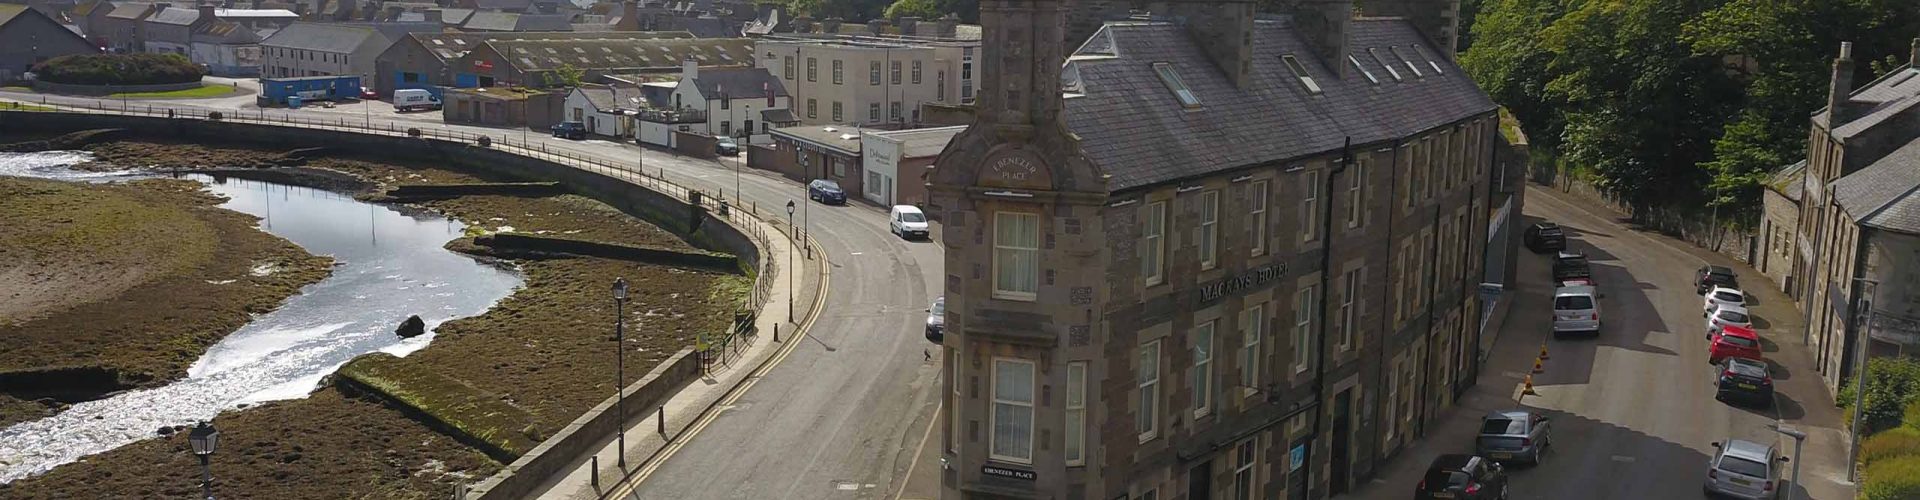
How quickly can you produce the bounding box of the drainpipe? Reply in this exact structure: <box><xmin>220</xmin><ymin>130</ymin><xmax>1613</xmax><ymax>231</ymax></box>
<box><xmin>1309</xmin><ymin>136</ymin><xmax>1351</xmax><ymax>497</ymax></box>
<box><xmin>1371</xmin><ymin>140</ymin><xmax>1403</xmax><ymax>458</ymax></box>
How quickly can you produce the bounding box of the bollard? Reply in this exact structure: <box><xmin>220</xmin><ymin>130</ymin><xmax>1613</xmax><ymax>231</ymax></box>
<box><xmin>591</xmin><ymin>456</ymin><xmax>600</xmax><ymax>488</ymax></box>
<box><xmin>774</xmin><ymin>324</ymin><xmax>780</xmax><ymax>343</ymax></box>
<box><xmin>657</xmin><ymin>406</ymin><xmax>666</xmax><ymax>436</ymax></box>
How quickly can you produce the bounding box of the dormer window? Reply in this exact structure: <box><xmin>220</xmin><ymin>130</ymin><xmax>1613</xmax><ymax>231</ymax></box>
<box><xmin>1152</xmin><ymin>62</ymin><xmax>1200</xmax><ymax>108</ymax></box>
<box><xmin>1281</xmin><ymin>55</ymin><xmax>1322</xmax><ymax>94</ymax></box>
<box><xmin>1348</xmin><ymin>54</ymin><xmax>1379</xmax><ymax>85</ymax></box>
<box><xmin>1390</xmin><ymin>46</ymin><xmax>1423</xmax><ymax>78</ymax></box>
<box><xmin>1368</xmin><ymin>48</ymin><xmax>1402</xmax><ymax>82</ymax></box>
<box><xmin>1412</xmin><ymin>45</ymin><xmax>1445</xmax><ymax>75</ymax></box>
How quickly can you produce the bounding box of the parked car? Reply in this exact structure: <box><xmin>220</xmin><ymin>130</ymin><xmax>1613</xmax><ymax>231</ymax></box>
<box><xmin>1707</xmin><ymin>305</ymin><xmax>1753</xmax><ymax>337</ymax></box>
<box><xmin>1704</xmin><ymin>286</ymin><xmax>1747</xmax><ymax>315</ymax></box>
<box><xmin>392</xmin><ymin>88</ymin><xmax>441</xmax><ymax>112</ymax></box>
<box><xmin>1705</xmin><ymin>439</ymin><xmax>1786</xmax><ymax>499</ymax></box>
<box><xmin>1713</xmin><ymin>357</ymin><xmax>1774</xmax><ymax>407</ymax></box>
<box><xmin>1696</xmin><ymin>265</ymin><xmax>1740</xmax><ymax>295</ymax></box>
<box><xmin>1476</xmin><ymin>410</ymin><xmax>1552</xmax><ymax>465</ymax></box>
<box><xmin>1416</xmin><ymin>454</ymin><xmax>1509</xmax><ymax>500</ymax></box>
<box><xmin>924</xmin><ymin>296</ymin><xmax>944</xmax><ymax>343</ymax></box>
<box><xmin>1552</xmin><ymin>251</ymin><xmax>1592</xmax><ymax>283</ymax></box>
<box><xmin>890</xmin><ymin>205</ymin><xmax>930</xmax><ymax>240</ymax></box>
<box><xmin>359</xmin><ymin>87</ymin><xmax>378</xmax><ymax>100</ymax></box>
<box><xmin>1709</xmin><ymin>325</ymin><xmax>1764</xmax><ymax>364</ymax></box>
<box><xmin>808</xmin><ymin>179</ymin><xmax>846</xmax><ymax>205</ymax></box>
<box><xmin>716</xmin><ymin>136</ymin><xmax>740</xmax><ymax>156</ymax></box>
<box><xmin>551</xmin><ymin>121</ymin><xmax>587</xmax><ymax>140</ymax></box>
<box><xmin>1552</xmin><ymin>284</ymin><xmax>1601</xmax><ymax>338</ymax></box>
<box><xmin>1524</xmin><ymin>222</ymin><xmax>1566</xmax><ymax>253</ymax></box>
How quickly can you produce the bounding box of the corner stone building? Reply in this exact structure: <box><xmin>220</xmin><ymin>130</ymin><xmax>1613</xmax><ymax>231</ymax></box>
<box><xmin>930</xmin><ymin>0</ymin><xmax>1505</xmax><ymax>498</ymax></box>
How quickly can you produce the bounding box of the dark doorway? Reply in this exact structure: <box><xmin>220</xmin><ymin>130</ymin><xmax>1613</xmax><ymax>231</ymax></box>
<box><xmin>1286</xmin><ymin>437</ymin><xmax>1311</xmax><ymax>500</ymax></box>
<box><xmin>1331</xmin><ymin>389</ymin><xmax>1352</xmax><ymax>495</ymax></box>
<box><xmin>1189</xmin><ymin>460</ymin><xmax>1212</xmax><ymax>500</ymax></box>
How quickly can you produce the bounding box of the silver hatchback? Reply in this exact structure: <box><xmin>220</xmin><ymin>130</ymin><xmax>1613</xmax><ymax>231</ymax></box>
<box><xmin>1705</xmin><ymin>439</ymin><xmax>1785</xmax><ymax>499</ymax></box>
<box><xmin>1475</xmin><ymin>410</ymin><xmax>1551</xmax><ymax>465</ymax></box>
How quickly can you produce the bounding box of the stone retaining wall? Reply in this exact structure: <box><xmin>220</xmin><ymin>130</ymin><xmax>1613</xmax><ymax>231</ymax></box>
<box><xmin>385</xmin><ymin>182</ymin><xmax>566</xmax><ymax>199</ymax></box>
<box><xmin>476</xmin><ymin>233</ymin><xmax>742</xmax><ymax>274</ymax></box>
<box><xmin>31</xmin><ymin>80</ymin><xmax>205</xmax><ymax>96</ymax></box>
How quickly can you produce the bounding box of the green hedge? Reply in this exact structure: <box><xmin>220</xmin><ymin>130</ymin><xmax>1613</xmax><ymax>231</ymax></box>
<box><xmin>1840</xmin><ymin>357</ymin><xmax>1920</xmax><ymax>436</ymax></box>
<box><xmin>31</xmin><ymin>53</ymin><xmax>205</xmax><ymax>86</ymax></box>
<box><xmin>1863</xmin><ymin>455</ymin><xmax>1920</xmax><ymax>500</ymax></box>
<box><xmin>1864</xmin><ymin>427</ymin><xmax>1920</xmax><ymax>467</ymax></box>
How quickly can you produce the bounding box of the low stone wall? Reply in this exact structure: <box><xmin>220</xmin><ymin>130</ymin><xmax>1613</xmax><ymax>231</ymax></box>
<box><xmin>476</xmin><ymin>233</ymin><xmax>741</xmax><ymax>274</ymax></box>
<box><xmin>466</xmin><ymin>348</ymin><xmax>701</xmax><ymax>500</ymax></box>
<box><xmin>385</xmin><ymin>182</ymin><xmax>566</xmax><ymax>199</ymax></box>
<box><xmin>672</xmin><ymin>131</ymin><xmax>716</xmax><ymax>159</ymax></box>
<box><xmin>31</xmin><ymin>80</ymin><xmax>205</xmax><ymax>96</ymax></box>
<box><xmin>333</xmin><ymin>353</ymin><xmax>540</xmax><ymax>463</ymax></box>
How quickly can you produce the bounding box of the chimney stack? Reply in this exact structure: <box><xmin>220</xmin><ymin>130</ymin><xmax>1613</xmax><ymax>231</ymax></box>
<box><xmin>613</xmin><ymin>0</ymin><xmax>638</xmax><ymax>30</ymax></box>
<box><xmin>821</xmin><ymin>16</ymin><xmax>840</xmax><ymax>33</ymax></box>
<box><xmin>935</xmin><ymin>13</ymin><xmax>955</xmax><ymax>38</ymax></box>
<box><xmin>682</xmin><ymin>57</ymin><xmax>698</xmax><ymax>82</ymax></box>
<box><xmin>426</xmin><ymin>8</ymin><xmax>442</xmax><ymax>23</ymax></box>
<box><xmin>792</xmin><ymin>15</ymin><xmax>813</xmax><ymax>32</ymax></box>
<box><xmin>198</xmin><ymin>1</ymin><xmax>216</xmax><ymax>21</ymax></box>
<box><xmin>1910</xmin><ymin>37</ymin><xmax>1918</xmax><ymax>67</ymax></box>
<box><xmin>1292</xmin><ymin>0</ymin><xmax>1352</xmax><ymax>76</ymax></box>
<box><xmin>897</xmin><ymin>16</ymin><xmax>918</xmax><ymax>36</ymax></box>
<box><xmin>866</xmin><ymin>18</ymin><xmax>889</xmax><ymax>35</ymax></box>
<box><xmin>1829</xmin><ymin>41</ymin><xmax>1855</xmax><ymax>126</ymax></box>
<box><xmin>1168</xmin><ymin>0</ymin><xmax>1256</xmax><ymax>89</ymax></box>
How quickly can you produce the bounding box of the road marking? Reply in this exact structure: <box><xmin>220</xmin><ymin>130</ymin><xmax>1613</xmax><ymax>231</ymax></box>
<box><xmin>607</xmin><ymin>235</ymin><xmax>831</xmax><ymax>498</ymax></box>
<box><xmin>1612</xmin><ymin>455</ymin><xmax>1636</xmax><ymax>463</ymax></box>
<box><xmin>891</xmin><ymin>398</ymin><xmax>943</xmax><ymax>500</ymax></box>
<box><xmin>1501</xmin><ymin>371</ymin><xmax>1527</xmax><ymax>379</ymax></box>
<box><xmin>835</xmin><ymin>482</ymin><xmax>860</xmax><ymax>491</ymax></box>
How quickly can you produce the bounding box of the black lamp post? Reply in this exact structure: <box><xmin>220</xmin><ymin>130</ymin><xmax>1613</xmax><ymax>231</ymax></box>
<box><xmin>188</xmin><ymin>421</ymin><xmax>218</xmax><ymax>500</ymax></box>
<box><xmin>612</xmin><ymin>277</ymin><xmax>628</xmax><ymax>470</ymax></box>
<box><xmin>785</xmin><ymin>200</ymin><xmax>796</xmax><ymax>323</ymax></box>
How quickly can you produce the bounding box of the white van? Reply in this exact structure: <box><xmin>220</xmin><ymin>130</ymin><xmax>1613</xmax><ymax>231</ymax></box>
<box><xmin>393</xmin><ymin>89</ymin><xmax>441</xmax><ymax>112</ymax></box>
<box><xmin>1552</xmin><ymin>285</ymin><xmax>1601</xmax><ymax>337</ymax></box>
<box><xmin>889</xmin><ymin>205</ymin><xmax>930</xmax><ymax>240</ymax></box>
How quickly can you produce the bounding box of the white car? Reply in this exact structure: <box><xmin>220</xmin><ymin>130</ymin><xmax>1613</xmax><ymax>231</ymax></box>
<box><xmin>1705</xmin><ymin>439</ymin><xmax>1785</xmax><ymax>499</ymax></box>
<box><xmin>889</xmin><ymin>205</ymin><xmax>930</xmax><ymax>240</ymax></box>
<box><xmin>1704</xmin><ymin>286</ymin><xmax>1746</xmax><ymax>316</ymax></box>
<box><xmin>1552</xmin><ymin>285</ymin><xmax>1601</xmax><ymax>337</ymax></box>
<box><xmin>1707</xmin><ymin>305</ymin><xmax>1752</xmax><ymax>337</ymax></box>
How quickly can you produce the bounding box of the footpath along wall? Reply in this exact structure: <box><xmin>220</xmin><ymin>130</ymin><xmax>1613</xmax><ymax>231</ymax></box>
<box><xmin>0</xmin><ymin>110</ymin><xmax>772</xmax><ymax>499</ymax></box>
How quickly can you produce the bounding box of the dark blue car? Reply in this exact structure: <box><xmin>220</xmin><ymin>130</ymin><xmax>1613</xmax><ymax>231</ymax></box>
<box><xmin>808</xmin><ymin>179</ymin><xmax>846</xmax><ymax>205</ymax></box>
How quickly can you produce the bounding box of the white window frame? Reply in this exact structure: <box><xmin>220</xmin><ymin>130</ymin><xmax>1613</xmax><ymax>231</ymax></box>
<box><xmin>1192</xmin><ymin>320</ymin><xmax>1216</xmax><ymax>418</ymax></box>
<box><xmin>948</xmin><ymin>346</ymin><xmax>961</xmax><ymax>453</ymax></box>
<box><xmin>1240</xmin><ymin>304</ymin><xmax>1264</xmax><ymax>395</ymax></box>
<box><xmin>1347</xmin><ymin>158</ymin><xmax>1366</xmax><ymax>228</ymax></box>
<box><xmin>1249</xmin><ymin>181</ymin><xmax>1269</xmax><ymax>257</ymax></box>
<box><xmin>1200</xmin><ymin>190</ymin><xmax>1220</xmax><ymax>270</ymax></box>
<box><xmin>992</xmin><ymin>212</ymin><xmax>1040</xmax><ymax>301</ymax></box>
<box><xmin>1302</xmin><ymin>170</ymin><xmax>1320</xmax><ymax>243</ymax></box>
<box><xmin>1340</xmin><ymin>269</ymin><xmax>1359</xmax><ymax>351</ymax></box>
<box><xmin>1235</xmin><ymin>438</ymin><xmax>1258</xmax><ymax>500</ymax></box>
<box><xmin>1293</xmin><ymin>286</ymin><xmax>1314</xmax><ymax>373</ymax></box>
<box><xmin>1066</xmin><ymin>361</ymin><xmax>1087</xmax><ymax>466</ymax></box>
<box><xmin>1138</xmin><ymin>340</ymin><xmax>1161</xmax><ymax>442</ymax></box>
<box><xmin>1384</xmin><ymin>356</ymin><xmax>1402</xmax><ymax>442</ymax></box>
<box><xmin>1143</xmin><ymin>201</ymin><xmax>1167</xmax><ymax>286</ymax></box>
<box><xmin>989</xmin><ymin>358</ymin><xmax>1036</xmax><ymax>464</ymax></box>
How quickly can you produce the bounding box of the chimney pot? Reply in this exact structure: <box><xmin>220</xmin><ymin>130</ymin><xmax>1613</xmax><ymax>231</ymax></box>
<box><xmin>1909</xmin><ymin>37</ymin><xmax>1918</xmax><ymax>67</ymax></box>
<box><xmin>1840</xmin><ymin>41</ymin><xmax>1853</xmax><ymax>60</ymax></box>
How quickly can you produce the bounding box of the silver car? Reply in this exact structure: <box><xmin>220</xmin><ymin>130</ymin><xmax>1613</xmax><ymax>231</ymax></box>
<box><xmin>1475</xmin><ymin>410</ymin><xmax>1551</xmax><ymax>465</ymax></box>
<box><xmin>1552</xmin><ymin>285</ymin><xmax>1600</xmax><ymax>337</ymax></box>
<box><xmin>1707</xmin><ymin>305</ymin><xmax>1753</xmax><ymax>337</ymax></box>
<box><xmin>1705</xmin><ymin>439</ymin><xmax>1785</xmax><ymax>499</ymax></box>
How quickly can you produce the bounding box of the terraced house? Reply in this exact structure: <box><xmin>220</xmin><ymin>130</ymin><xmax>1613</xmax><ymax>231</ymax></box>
<box><xmin>930</xmin><ymin>0</ymin><xmax>1511</xmax><ymax>497</ymax></box>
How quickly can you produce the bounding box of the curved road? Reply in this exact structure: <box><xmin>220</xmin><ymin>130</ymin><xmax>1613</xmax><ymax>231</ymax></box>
<box><xmin>1</xmin><ymin>88</ymin><xmax>951</xmax><ymax>500</ymax></box>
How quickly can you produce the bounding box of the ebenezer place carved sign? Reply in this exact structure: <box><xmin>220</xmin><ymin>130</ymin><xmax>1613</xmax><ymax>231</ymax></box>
<box><xmin>1198</xmin><ymin>263</ymin><xmax>1289</xmax><ymax>305</ymax></box>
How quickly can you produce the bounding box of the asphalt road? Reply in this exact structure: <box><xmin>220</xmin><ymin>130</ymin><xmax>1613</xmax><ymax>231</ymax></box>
<box><xmin>1355</xmin><ymin>185</ymin><xmax>1847</xmax><ymax>500</ymax></box>
<box><xmin>1</xmin><ymin>87</ymin><xmax>952</xmax><ymax>500</ymax></box>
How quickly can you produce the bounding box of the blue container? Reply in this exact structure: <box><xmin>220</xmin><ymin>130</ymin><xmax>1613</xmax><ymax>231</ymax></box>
<box><xmin>257</xmin><ymin>75</ymin><xmax>365</xmax><ymax>107</ymax></box>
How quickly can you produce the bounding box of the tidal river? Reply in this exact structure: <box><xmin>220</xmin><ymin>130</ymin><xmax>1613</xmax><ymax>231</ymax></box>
<box><xmin>0</xmin><ymin>152</ymin><xmax>522</xmax><ymax>483</ymax></box>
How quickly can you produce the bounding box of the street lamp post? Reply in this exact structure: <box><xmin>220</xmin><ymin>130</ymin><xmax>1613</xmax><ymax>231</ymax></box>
<box><xmin>1772</xmin><ymin>423</ymin><xmax>1806</xmax><ymax>499</ymax></box>
<box><xmin>785</xmin><ymin>200</ymin><xmax>796</xmax><ymax>323</ymax></box>
<box><xmin>188</xmin><ymin>421</ymin><xmax>219</xmax><ymax>500</ymax></box>
<box><xmin>1848</xmin><ymin>277</ymin><xmax>1880</xmax><ymax>482</ymax></box>
<box><xmin>612</xmin><ymin>277</ymin><xmax>629</xmax><ymax>470</ymax></box>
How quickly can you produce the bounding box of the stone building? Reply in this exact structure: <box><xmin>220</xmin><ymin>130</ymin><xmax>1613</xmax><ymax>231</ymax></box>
<box><xmin>1755</xmin><ymin>159</ymin><xmax>1803</xmax><ymax>295</ymax></box>
<box><xmin>0</xmin><ymin>3</ymin><xmax>94</xmax><ymax>80</ymax></box>
<box><xmin>929</xmin><ymin>0</ymin><xmax>1505</xmax><ymax>498</ymax></box>
<box><xmin>1790</xmin><ymin>39</ymin><xmax>1920</xmax><ymax>393</ymax></box>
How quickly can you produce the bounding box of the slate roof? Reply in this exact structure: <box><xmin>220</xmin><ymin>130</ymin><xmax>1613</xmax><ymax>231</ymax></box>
<box><xmin>259</xmin><ymin>22</ymin><xmax>376</xmax><ymax>52</ymax></box>
<box><xmin>1813</xmin><ymin>66</ymin><xmax>1920</xmax><ymax>136</ymax></box>
<box><xmin>490</xmin><ymin>37</ymin><xmax>752</xmax><ymax>72</ymax></box>
<box><xmin>436</xmin><ymin>7</ymin><xmax>473</xmax><ymax>24</ymax></box>
<box><xmin>212</xmin><ymin>8</ymin><xmax>299</xmax><ymax>18</ymax></box>
<box><xmin>689</xmin><ymin>67</ymin><xmax>784</xmax><ymax>99</ymax></box>
<box><xmin>461</xmin><ymin>11</ymin><xmax>573</xmax><ymax>31</ymax></box>
<box><xmin>1767</xmin><ymin>159</ymin><xmax>1806</xmax><ymax>202</ymax></box>
<box><xmin>760</xmin><ymin>107</ymin><xmax>796</xmax><ymax>123</ymax></box>
<box><xmin>192</xmin><ymin>19</ymin><xmax>263</xmax><ymax>43</ymax></box>
<box><xmin>402</xmin><ymin>30</ymin><xmax>693</xmax><ymax>63</ymax></box>
<box><xmin>678</xmin><ymin>16</ymin><xmax>732</xmax><ymax>37</ymax></box>
<box><xmin>145</xmin><ymin>6</ymin><xmax>199</xmax><ymax>25</ymax></box>
<box><xmin>573</xmin><ymin>84</ymin><xmax>647</xmax><ymax>111</ymax></box>
<box><xmin>772</xmin><ymin>125</ymin><xmax>865</xmax><ymax>154</ymax></box>
<box><xmin>870</xmin><ymin>125</ymin><xmax>966</xmax><ymax>158</ymax></box>
<box><xmin>104</xmin><ymin>2</ymin><xmax>153</xmax><ymax>19</ymax></box>
<box><xmin>0</xmin><ymin>3</ymin><xmax>29</xmax><ymax>25</ymax></box>
<box><xmin>1062</xmin><ymin>18</ymin><xmax>1498</xmax><ymax>191</ymax></box>
<box><xmin>1832</xmin><ymin>137</ymin><xmax>1920</xmax><ymax>233</ymax></box>
<box><xmin>471</xmin><ymin>0</ymin><xmax>533</xmax><ymax>11</ymax></box>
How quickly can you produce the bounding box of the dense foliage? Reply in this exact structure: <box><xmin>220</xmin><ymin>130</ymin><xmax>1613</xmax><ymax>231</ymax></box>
<box><xmin>782</xmin><ymin>0</ymin><xmax>974</xmax><ymax>23</ymax></box>
<box><xmin>1460</xmin><ymin>0</ymin><xmax>1920</xmax><ymax>219</ymax></box>
<box><xmin>31</xmin><ymin>53</ymin><xmax>206</xmax><ymax>86</ymax></box>
<box><xmin>1864</xmin><ymin>455</ymin><xmax>1920</xmax><ymax>500</ymax></box>
<box><xmin>1839</xmin><ymin>357</ymin><xmax>1920</xmax><ymax>437</ymax></box>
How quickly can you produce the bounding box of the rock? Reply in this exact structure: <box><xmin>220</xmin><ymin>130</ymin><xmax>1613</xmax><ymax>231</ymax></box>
<box><xmin>395</xmin><ymin>315</ymin><xmax>426</xmax><ymax>338</ymax></box>
<box><xmin>157</xmin><ymin>426</ymin><xmax>175</xmax><ymax>436</ymax></box>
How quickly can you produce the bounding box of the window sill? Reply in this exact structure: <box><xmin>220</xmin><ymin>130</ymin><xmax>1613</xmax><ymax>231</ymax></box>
<box><xmin>992</xmin><ymin>291</ymin><xmax>1037</xmax><ymax>302</ymax></box>
<box><xmin>1138</xmin><ymin>431</ymin><xmax>1157</xmax><ymax>444</ymax></box>
<box><xmin>985</xmin><ymin>456</ymin><xmax>1033</xmax><ymax>467</ymax></box>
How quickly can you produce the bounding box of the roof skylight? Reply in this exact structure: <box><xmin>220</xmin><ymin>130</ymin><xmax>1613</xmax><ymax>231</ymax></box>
<box><xmin>1368</xmin><ymin>48</ymin><xmax>1402</xmax><ymax>82</ymax></box>
<box><xmin>1413</xmin><ymin>45</ymin><xmax>1445</xmax><ymax>75</ymax></box>
<box><xmin>1281</xmin><ymin>55</ymin><xmax>1323</xmax><ymax>94</ymax></box>
<box><xmin>1152</xmin><ymin>62</ymin><xmax>1200</xmax><ymax>108</ymax></box>
<box><xmin>1390</xmin><ymin>46</ymin><xmax>1423</xmax><ymax>78</ymax></box>
<box><xmin>1348</xmin><ymin>55</ymin><xmax>1379</xmax><ymax>85</ymax></box>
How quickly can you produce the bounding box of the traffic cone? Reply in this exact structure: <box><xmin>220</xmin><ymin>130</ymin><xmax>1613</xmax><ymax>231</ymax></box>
<box><xmin>1532</xmin><ymin>356</ymin><xmax>1545</xmax><ymax>374</ymax></box>
<box><xmin>1522</xmin><ymin>375</ymin><xmax>1539</xmax><ymax>396</ymax></box>
<box><xmin>1540</xmin><ymin>343</ymin><xmax>1550</xmax><ymax>360</ymax></box>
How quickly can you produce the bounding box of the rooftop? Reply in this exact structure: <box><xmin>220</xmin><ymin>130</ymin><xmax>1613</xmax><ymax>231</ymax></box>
<box><xmin>484</xmin><ymin>37</ymin><xmax>754</xmax><ymax>72</ymax></box>
<box><xmin>404</xmin><ymin>30</ymin><xmax>695</xmax><ymax>63</ymax></box>
<box><xmin>1832</xmin><ymin>136</ymin><xmax>1920</xmax><ymax>234</ymax></box>
<box><xmin>259</xmin><ymin>22</ymin><xmax>378</xmax><ymax>53</ymax></box>
<box><xmin>867</xmin><ymin>125</ymin><xmax>967</xmax><ymax>158</ymax></box>
<box><xmin>689</xmin><ymin>67</ymin><xmax>786</xmax><ymax>99</ymax></box>
<box><xmin>772</xmin><ymin>125</ymin><xmax>867</xmax><ymax>155</ymax></box>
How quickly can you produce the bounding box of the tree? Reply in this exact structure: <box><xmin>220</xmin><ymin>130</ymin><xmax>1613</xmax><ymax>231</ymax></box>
<box><xmin>883</xmin><ymin>0</ymin><xmax>942</xmax><ymax>20</ymax></box>
<box><xmin>549</xmin><ymin>63</ymin><xmax>585</xmax><ymax>88</ymax></box>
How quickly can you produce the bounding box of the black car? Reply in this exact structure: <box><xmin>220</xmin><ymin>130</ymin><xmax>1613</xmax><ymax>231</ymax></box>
<box><xmin>716</xmin><ymin>136</ymin><xmax>741</xmax><ymax>156</ymax></box>
<box><xmin>550</xmin><ymin>121</ymin><xmax>587</xmax><ymax>140</ymax></box>
<box><xmin>1524</xmin><ymin>222</ymin><xmax>1566</xmax><ymax>253</ymax></box>
<box><xmin>1714</xmin><ymin>357</ymin><xmax>1774</xmax><ymax>407</ymax></box>
<box><xmin>1551</xmin><ymin>251</ymin><xmax>1592</xmax><ymax>284</ymax></box>
<box><xmin>1696</xmin><ymin>265</ymin><xmax>1739</xmax><ymax>295</ymax></box>
<box><xmin>808</xmin><ymin>179</ymin><xmax>846</xmax><ymax>205</ymax></box>
<box><xmin>1416</xmin><ymin>454</ymin><xmax>1508</xmax><ymax>500</ymax></box>
<box><xmin>925</xmin><ymin>296</ymin><xmax>945</xmax><ymax>343</ymax></box>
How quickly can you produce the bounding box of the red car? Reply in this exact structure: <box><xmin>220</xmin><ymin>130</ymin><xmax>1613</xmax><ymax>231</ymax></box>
<box><xmin>1709</xmin><ymin>325</ymin><xmax>1763</xmax><ymax>364</ymax></box>
<box><xmin>359</xmin><ymin>87</ymin><xmax>378</xmax><ymax>100</ymax></box>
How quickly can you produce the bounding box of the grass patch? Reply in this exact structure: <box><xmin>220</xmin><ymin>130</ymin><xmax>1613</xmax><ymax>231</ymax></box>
<box><xmin>107</xmin><ymin>84</ymin><xmax>236</xmax><ymax>99</ymax></box>
<box><xmin>1</xmin><ymin>101</ymin><xmax>57</xmax><ymax>111</ymax></box>
<box><xmin>336</xmin><ymin>353</ymin><xmax>540</xmax><ymax>461</ymax></box>
<box><xmin>1498</xmin><ymin>106</ymin><xmax>1528</xmax><ymax>145</ymax></box>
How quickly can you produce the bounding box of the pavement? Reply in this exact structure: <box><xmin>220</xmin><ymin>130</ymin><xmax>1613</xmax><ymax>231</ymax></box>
<box><xmin>3</xmin><ymin>85</ymin><xmax>952</xmax><ymax>500</ymax></box>
<box><xmin>1345</xmin><ymin>185</ymin><xmax>1853</xmax><ymax>500</ymax></box>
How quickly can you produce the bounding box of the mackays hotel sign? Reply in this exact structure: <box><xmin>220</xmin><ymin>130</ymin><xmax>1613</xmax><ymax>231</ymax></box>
<box><xmin>1198</xmin><ymin>263</ymin><xmax>1288</xmax><ymax>305</ymax></box>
